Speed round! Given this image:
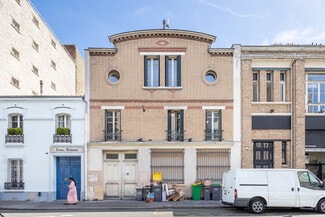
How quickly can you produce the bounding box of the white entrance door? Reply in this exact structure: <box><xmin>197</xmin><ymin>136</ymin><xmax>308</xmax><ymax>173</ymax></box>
<box><xmin>104</xmin><ymin>152</ymin><xmax>138</xmax><ymax>199</ymax></box>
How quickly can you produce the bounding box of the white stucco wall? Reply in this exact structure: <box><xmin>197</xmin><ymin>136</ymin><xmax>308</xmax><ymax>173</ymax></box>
<box><xmin>0</xmin><ymin>0</ymin><xmax>76</xmax><ymax>96</ymax></box>
<box><xmin>0</xmin><ymin>96</ymin><xmax>86</xmax><ymax>201</ymax></box>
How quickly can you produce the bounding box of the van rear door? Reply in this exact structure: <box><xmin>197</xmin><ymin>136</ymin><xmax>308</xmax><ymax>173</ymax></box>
<box><xmin>267</xmin><ymin>170</ymin><xmax>298</xmax><ymax>207</ymax></box>
<box><xmin>222</xmin><ymin>170</ymin><xmax>235</xmax><ymax>204</ymax></box>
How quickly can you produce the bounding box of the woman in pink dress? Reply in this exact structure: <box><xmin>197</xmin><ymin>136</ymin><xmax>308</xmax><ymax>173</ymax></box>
<box><xmin>65</xmin><ymin>177</ymin><xmax>78</xmax><ymax>205</ymax></box>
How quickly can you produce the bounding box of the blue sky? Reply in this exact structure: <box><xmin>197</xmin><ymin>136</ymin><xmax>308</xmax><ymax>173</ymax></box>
<box><xmin>30</xmin><ymin>0</ymin><xmax>325</xmax><ymax>55</ymax></box>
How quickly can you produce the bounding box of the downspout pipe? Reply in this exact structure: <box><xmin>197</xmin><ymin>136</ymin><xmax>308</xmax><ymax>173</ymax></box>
<box><xmin>291</xmin><ymin>53</ymin><xmax>297</xmax><ymax>168</ymax></box>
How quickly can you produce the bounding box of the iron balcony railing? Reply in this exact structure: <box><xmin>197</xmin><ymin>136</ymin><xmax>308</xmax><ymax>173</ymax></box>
<box><xmin>4</xmin><ymin>182</ymin><xmax>25</xmax><ymax>190</ymax></box>
<box><xmin>167</xmin><ymin>130</ymin><xmax>185</xmax><ymax>141</ymax></box>
<box><xmin>104</xmin><ymin>132</ymin><xmax>121</xmax><ymax>141</ymax></box>
<box><xmin>205</xmin><ymin>130</ymin><xmax>223</xmax><ymax>141</ymax></box>
<box><xmin>53</xmin><ymin>134</ymin><xmax>72</xmax><ymax>143</ymax></box>
<box><xmin>5</xmin><ymin>134</ymin><xmax>24</xmax><ymax>143</ymax></box>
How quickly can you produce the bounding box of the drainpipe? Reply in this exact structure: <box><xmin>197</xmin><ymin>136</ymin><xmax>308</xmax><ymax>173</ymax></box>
<box><xmin>84</xmin><ymin>50</ymin><xmax>90</xmax><ymax>200</ymax></box>
<box><xmin>291</xmin><ymin>53</ymin><xmax>297</xmax><ymax>168</ymax></box>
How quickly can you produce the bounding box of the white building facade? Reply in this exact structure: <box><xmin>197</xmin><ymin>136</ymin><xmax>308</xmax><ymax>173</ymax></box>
<box><xmin>0</xmin><ymin>0</ymin><xmax>84</xmax><ymax>96</ymax></box>
<box><xmin>0</xmin><ymin>96</ymin><xmax>87</xmax><ymax>201</ymax></box>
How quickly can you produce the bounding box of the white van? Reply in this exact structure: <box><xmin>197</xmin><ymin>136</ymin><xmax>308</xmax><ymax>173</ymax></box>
<box><xmin>222</xmin><ymin>169</ymin><xmax>325</xmax><ymax>214</ymax></box>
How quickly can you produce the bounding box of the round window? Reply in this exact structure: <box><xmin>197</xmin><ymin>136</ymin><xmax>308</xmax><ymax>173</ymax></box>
<box><xmin>108</xmin><ymin>70</ymin><xmax>120</xmax><ymax>83</ymax></box>
<box><xmin>205</xmin><ymin>70</ymin><xmax>217</xmax><ymax>83</ymax></box>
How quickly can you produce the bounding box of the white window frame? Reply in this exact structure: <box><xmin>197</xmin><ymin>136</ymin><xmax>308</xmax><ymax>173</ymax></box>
<box><xmin>9</xmin><ymin>114</ymin><xmax>23</xmax><ymax>128</ymax></box>
<box><xmin>56</xmin><ymin>114</ymin><xmax>71</xmax><ymax>129</ymax></box>
<box><xmin>11</xmin><ymin>19</ymin><xmax>20</xmax><ymax>32</ymax></box>
<box><xmin>8</xmin><ymin>159</ymin><xmax>23</xmax><ymax>184</ymax></box>
<box><xmin>145</xmin><ymin>56</ymin><xmax>159</xmax><ymax>87</ymax></box>
<box><xmin>280</xmin><ymin>72</ymin><xmax>286</xmax><ymax>102</ymax></box>
<box><xmin>306</xmin><ymin>74</ymin><xmax>325</xmax><ymax>113</ymax></box>
<box><xmin>166</xmin><ymin>56</ymin><xmax>178</xmax><ymax>87</ymax></box>
<box><xmin>266</xmin><ymin>71</ymin><xmax>273</xmax><ymax>102</ymax></box>
<box><xmin>253</xmin><ymin>72</ymin><xmax>259</xmax><ymax>102</ymax></box>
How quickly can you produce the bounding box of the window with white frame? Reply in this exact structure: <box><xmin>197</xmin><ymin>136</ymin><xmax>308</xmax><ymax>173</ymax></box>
<box><xmin>56</xmin><ymin>114</ymin><xmax>71</xmax><ymax>128</ymax></box>
<box><xmin>165</xmin><ymin>55</ymin><xmax>181</xmax><ymax>87</ymax></box>
<box><xmin>32</xmin><ymin>16</ymin><xmax>39</xmax><ymax>28</ymax></box>
<box><xmin>32</xmin><ymin>40</ymin><xmax>39</xmax><ymax>52</ymax></box>
<box><xmin>51</xmin><ymin>82</ymin><xmax>56</xmax><ymax>90</ymax></box>
<box><xmin>266</xmin><ymin>71</ymin><xmax>273</xmax><ymax>102</ymax></box>
<box><xmin>51</xmin><ymin>60</ymin><xmax>56</xmax><ymax>70</ymax></box>
<box><xmin>167</xmin><ymin>110</ymin><xmax>184</xmax><ymax>141</ymax></box>
<box><xmin>51</xmin><ymin>39</ymin><xmax>56</xmax><ymax>49</ymax></box>
<box><xmin>144</xmin><ymin>56</ymin><xmax>159</xmax><ymax>87</ymax></box>
<box><xmin>11</xmin><ymin>19</ymin><xmax>20</xmax><ymax>32</ymax></box>
<box><xmin>205</xmin><ymin>110</ymin><xmax>222</xmax><ymax>141</ymax></box>
<box><xmin>32</xmin><ymin>65</ymin><xmax>39</xmax><ymax>76</ymax></box>
<box><xmin>10</xmin><ymin>114</ymin><xmax>23</xmax><ymax>128</ymax></box>
<box><xmin>11</xmin><ymin>47</ymin><xmax>20</xmax><ymax>60</ymax></box>
<box><xmin>253</xmin><ymin>72</ymin><xmax>259</xmax><ymax>102</ymax></box>
<box><xmin>10</xmin><ymin>77</ymin><xmax>20</xmax><ymax>88</ymax></box>
<box><xmin>6</xmin><ymin>159</ymin><xmax>24</xmax><ymax>190</ymax></box>
<box><xmin>105</xmin><ymin>110</ymin><xmax>121</xmax><ymax>141</ymax></box>
<box><xmin>280</xmin><ymin>72</ymin><xmax>286</xmax><ymax>102</ymax></box>
<box><xmin>307</xmin><ymin>74</ymin><xmax>325</xmax><ymax>113</ymax></box>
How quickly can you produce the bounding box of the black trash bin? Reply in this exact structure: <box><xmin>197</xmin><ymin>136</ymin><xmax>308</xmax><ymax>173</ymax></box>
<box><xmin>204</xmin><ymin>186</ymin><xmax>211</xmax><ymax>200</ymax></box>
<box><xmin>211</xmin><ymin>184</ymin><xmax>221</xmax><ymax>201</ymax></box>
<box><xmin>143</xmin><ymin>186</ymin><xmax>151</xmax><ymax>201</ymax></box>
<box><xmin>136</xmin><ymin>187</ymin><xmax>143</xmax><ymax>201</ymax></box>
<box><xmin>153</xmin><ymin>185</ymin><xmax>162</xmax><ymax>202</ymax></box>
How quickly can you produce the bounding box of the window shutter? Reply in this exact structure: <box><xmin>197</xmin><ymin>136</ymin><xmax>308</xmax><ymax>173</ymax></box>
<box><xmin>144</xmin><ymin>56</ymin><xmax>148</xmax><ymax>86</ymax></box>
<box><xmin>179</xmin><ymin>110</ymin><xmax>184</xmax><ymax>141</ymax></box>
<box><xmin>165</xmin><ymin>56</ymin><xmax>169</xmax><ymax>86</ymax></box>
<box><xmin>167</xmin><ymin>110</ymin><xmax>171</xmax><ymax>141</ymax></box>
<box><xmin>177</xmin><ymin>56</ymin><xmax>181</xmax><ymax>86</ymax></box>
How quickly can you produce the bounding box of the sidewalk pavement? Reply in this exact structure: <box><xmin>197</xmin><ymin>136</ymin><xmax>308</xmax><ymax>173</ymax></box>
<box><xmin>0</xmin><ymin>199</ymin><xmax>223</xmax><ymax>211</ymax></box>
<box><xmin>1</xmin><ymin>200</ymin><xmax>325</xmax><ymax>217</ymax></box>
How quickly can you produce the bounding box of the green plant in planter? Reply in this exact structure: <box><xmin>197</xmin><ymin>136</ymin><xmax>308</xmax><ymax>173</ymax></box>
<box><xmin>56</xmin><ymin>127</ymin><xmax>70</xmax><ymax>135</ymax></box>
<box><xmin>7</xmin><ymin>127</ymin><xmax>23</xmax><ymax>135</ymax></box>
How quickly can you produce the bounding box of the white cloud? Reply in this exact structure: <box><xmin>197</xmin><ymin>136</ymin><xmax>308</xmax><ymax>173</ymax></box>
<box><xmin>130</xmin><ymin>6</ymin><xmax>149</xmax><ymax>16</ymax></box>
<box><xmin>272</xmin><ymin>27</ymin><xmax>325</xmax><ymax>45</ymax></box>
<box><xmin>198</xmin><ymin>0</ymin><xmax>265</xmax><ymax>18</ymax></box>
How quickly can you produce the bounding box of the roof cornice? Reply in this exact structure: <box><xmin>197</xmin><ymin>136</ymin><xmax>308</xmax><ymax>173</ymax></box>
<box><xmin>109</xmin><ymin>29</ymin><xmax>216</xmax><ymax>44</ymax></box>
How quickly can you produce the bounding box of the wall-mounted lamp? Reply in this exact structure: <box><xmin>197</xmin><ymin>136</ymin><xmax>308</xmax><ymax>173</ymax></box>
<box><xmin>142</xmin><ymin>105</ymin><xmax>145</xmax><ymax>112</ymax></box>
<box><xmin>269</xmin><ymin>109</ymin><xmax>275</xmax><ymax>113</ymax></box>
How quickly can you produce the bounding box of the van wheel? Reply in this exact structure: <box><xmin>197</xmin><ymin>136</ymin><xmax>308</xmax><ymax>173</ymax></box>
<box><xmin>249</xmin><ymin>198</ymin><xmax>265</xmax><ymax>214</ymax></box>
<box><xmin>318</xmin><ymin>199</ymin><xmax>325</xmax><ymax>213</ymax></box>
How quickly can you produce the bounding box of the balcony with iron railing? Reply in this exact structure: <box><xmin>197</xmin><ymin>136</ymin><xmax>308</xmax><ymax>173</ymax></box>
<box><xmin>167</xmin><ymin>130</ymin><xmax>185</xmax><ymax>142</ymax></box>
<box><xmin>105</xmin><ymin>131</ymin><xmax>122</xmax><ymax>141</ymax></box>
<box><xmin>53</xmin><ymin>134</ymin><xmax>72</xmax><ymax>143</ymax></box>
<box><xmin>5</xmin><ymin>134</ymin><xmax>24</xmax><ymax>143</ymax></box>
<box><xmin>4</xmin><ymin>182</ymin><xmax>24</xmax><ymax>190</ymax></box>
<box><xmin>205</xmin><ymin>129</ymin><xmax>223</xmax><ymax>141</ymax></box>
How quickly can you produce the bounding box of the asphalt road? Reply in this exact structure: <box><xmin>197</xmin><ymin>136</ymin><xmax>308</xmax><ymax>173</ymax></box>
<box><xmin>1</xmin><ymin>207</ymin><xmax>323</xmax><ymax>217</ymax></box>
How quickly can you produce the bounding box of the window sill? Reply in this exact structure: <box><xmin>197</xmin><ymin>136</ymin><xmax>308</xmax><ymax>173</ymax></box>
<box><xmin>143</xmin><ymin>86</ymin><xmax>182</xmax><ymax>90</ymax></box>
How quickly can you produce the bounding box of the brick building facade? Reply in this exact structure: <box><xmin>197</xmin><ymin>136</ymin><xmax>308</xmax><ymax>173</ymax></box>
<box><xmin>85</xmin><ymin>29</ymin><xmax>240</xmax><ymax>200</ymax></box>
<box><xmin>240</xmin><ymin>45</ymin><xmax>325</xmax><ymax>176</ymax></box>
